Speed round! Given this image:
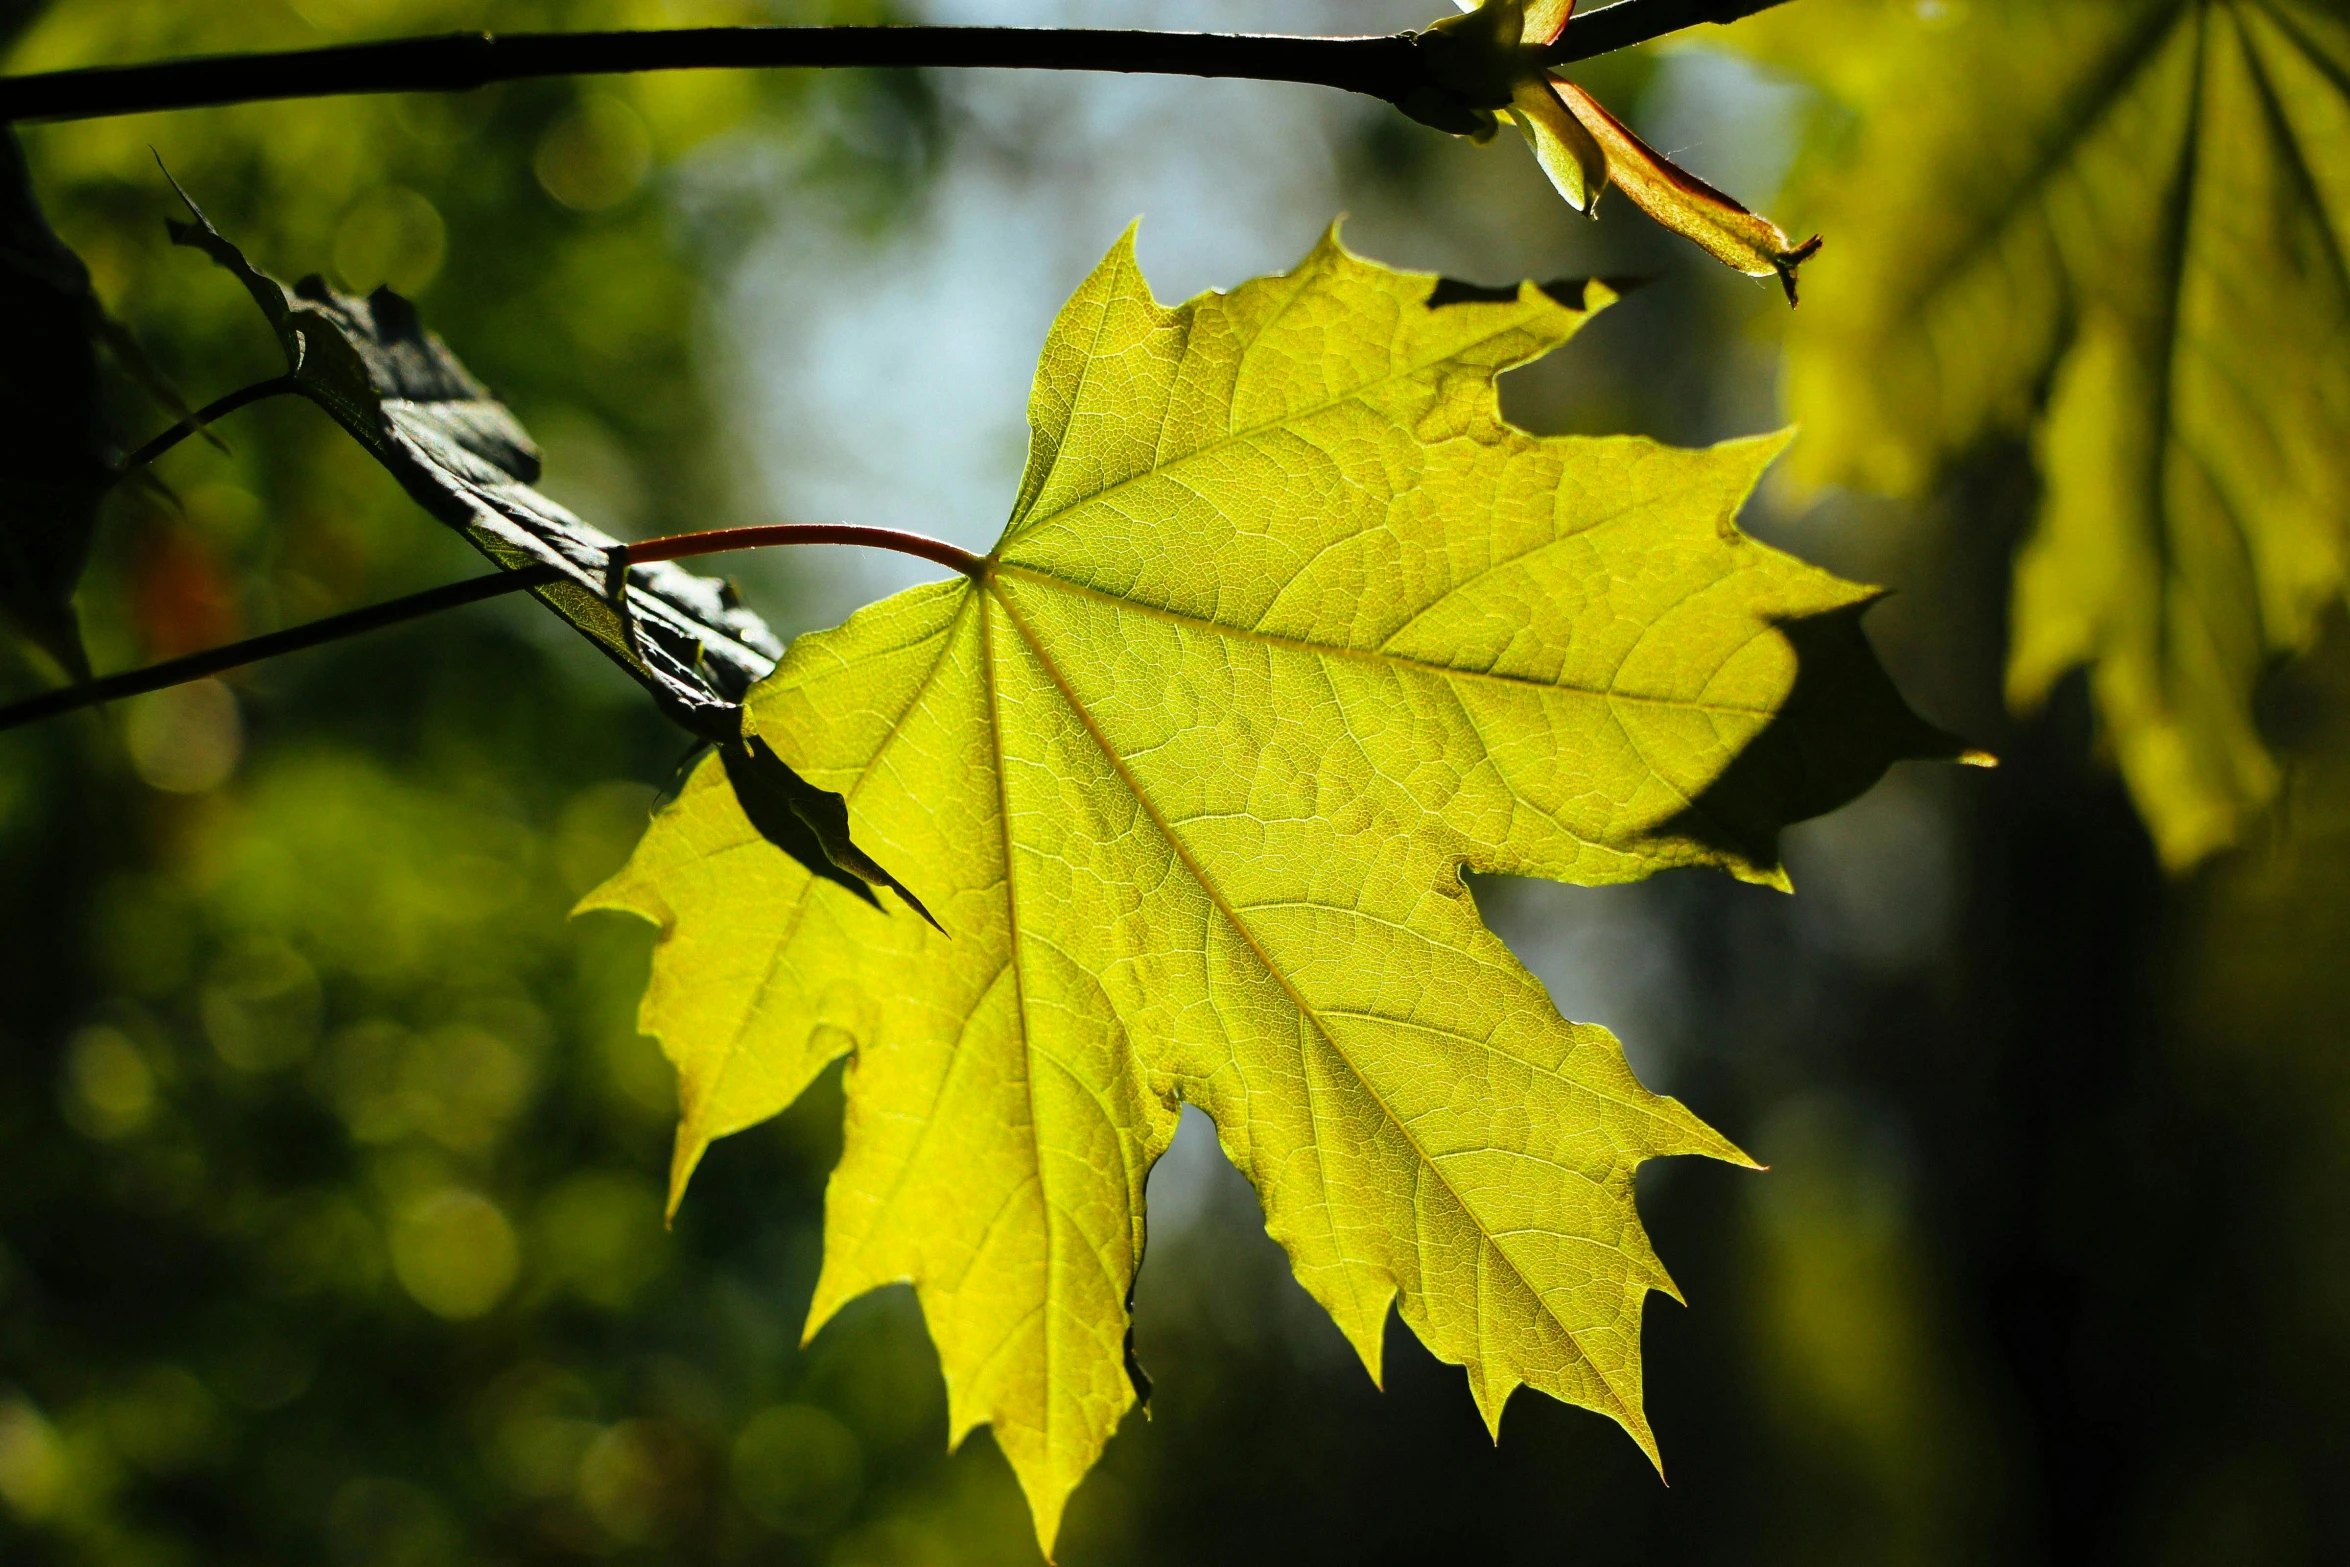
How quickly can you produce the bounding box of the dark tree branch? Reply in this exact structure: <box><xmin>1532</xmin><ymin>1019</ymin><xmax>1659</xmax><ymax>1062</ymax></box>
<box><xmin>0</xmin><ymin>29</ymin><xmax>1421</xmax><ymax>122</ymax></box>
<box><xmin>1549</xmin><ymin>0</ymin><xmax>1794</xmax><ymax>62</ymax></box>
<box><xmin>0</xmin><ymin>523</ymin><xmax>981</xmax><ymax>734</ymax></box>
<box><xmin>0</xmin><ymin>565</ymin><xmax>562</xmax><ymax>733</ymax></box>
<box><xmin>0</xmin><ymin>0</ymin><xmax>1794</xmax><ymax>124</ymax></box>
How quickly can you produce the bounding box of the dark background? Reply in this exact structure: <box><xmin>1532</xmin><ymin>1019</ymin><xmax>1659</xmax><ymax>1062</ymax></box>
<box><xmin>3</xmin><ymin>2</ymin><xmax>2344</xmax><ymax>1563</ymax></box>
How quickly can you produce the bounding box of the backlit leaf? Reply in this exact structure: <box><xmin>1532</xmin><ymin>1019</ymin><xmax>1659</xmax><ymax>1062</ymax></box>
<box><xmin>585</xmin><ymin>228</ymin><xmax>1965</xmax><ymax>1553</ymax></box>
<box><xmin>1732</xmin><ymin>0</ymin><xmax>2350</xmax><ymax>866</ymax></box>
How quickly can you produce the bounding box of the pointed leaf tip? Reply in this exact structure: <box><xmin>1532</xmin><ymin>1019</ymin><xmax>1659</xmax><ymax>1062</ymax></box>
<box><xmin>1775</xmin><ymin>234</ymin><xmax>1824</xmax><ymax>306</ymax></box>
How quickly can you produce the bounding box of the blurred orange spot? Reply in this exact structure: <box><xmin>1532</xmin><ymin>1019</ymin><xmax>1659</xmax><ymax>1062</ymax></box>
<box><xmin>134</xmin><ymin>524</ymin><xmax>241</xmax><ymax>659</ymax></box>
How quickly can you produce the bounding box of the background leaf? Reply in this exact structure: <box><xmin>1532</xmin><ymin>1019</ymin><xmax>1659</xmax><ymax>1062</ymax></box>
<box><xmin>163</xmin><ymin>192</ymin><xmax>930</xmax><ymax>906</ymax></box>
<box><xmin>167</xmin><ymin>188</ymin><xmax>783</xmax><ymax>743</ymax></box>
<box><xmin>1730</xmin><ymin>0</ymin><xmax>2350</xmax><ymax>867</ymax></box>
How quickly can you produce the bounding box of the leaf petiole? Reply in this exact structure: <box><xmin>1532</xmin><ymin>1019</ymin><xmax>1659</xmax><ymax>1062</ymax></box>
<box><xmin>0</xmin><ymin>522</ymin><xmax>981</xmax><ymax>734</ymax></box>
<box><xmin>629</xmin><ymin>522</ymin><xmax>985</xmax><ymax>580</ymax></box>
<box><xmin>110</xmin><ymin>372</ymin><xmax>300</xmax><ymax>481</ymax></box>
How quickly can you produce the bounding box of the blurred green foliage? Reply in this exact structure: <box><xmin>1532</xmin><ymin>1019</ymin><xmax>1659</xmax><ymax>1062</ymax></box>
<box><xmin>0</xmin><ymin>2</ymin><xmax>1008</xmax><ymax>1562</ymax></box>
<box><xmin>3</xmin><ymin>4</ymin><xmax>2348</xmax><ymax>1565</ymax></box>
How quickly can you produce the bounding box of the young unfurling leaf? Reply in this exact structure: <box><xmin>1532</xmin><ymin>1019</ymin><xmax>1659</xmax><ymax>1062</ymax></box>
<box><xmin>586</xmin><ymin>227</ymin><xmax>1965</xmax><ymax>1554</ymax></box>
<box><xmin>1423</xmin><ymin>0</ymin><xmax>1820</xmax><ymax>300</ymax></box>
<box><xmin>1543</xmin><ymin>76</ymin><xmax>1822</xmax><ymax>303</ymax></box>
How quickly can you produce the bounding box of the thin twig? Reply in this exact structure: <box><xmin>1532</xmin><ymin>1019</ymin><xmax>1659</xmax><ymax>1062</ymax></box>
<box><xmin>0</xmin><ymin>0</ymin><xmax>1795</xmax><ymax>124</ymax></box>
<box><xmin>1550</xmin><ymin>0</ymin><xmax>1794</xmax><ymax>62</ymax></box>
<box><xmin>0</xmin><ymin>566</ymin><xmax>561</xmax><ymax>733</ymax></box>
<box><xmin>0</xmin><ymin>522</ymin><xmax>980</xmax><ymax>734</ymax></box>
<box><xmin>112</xmin><ymin>373</ymin><xmax>298</xmax><ymax>480</ymax></box>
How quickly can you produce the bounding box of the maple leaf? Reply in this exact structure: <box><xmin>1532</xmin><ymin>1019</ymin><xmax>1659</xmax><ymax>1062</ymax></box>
<box><xmin>166</xmin><ymin>185</ymin><xmax>925</xmax><ymax>914</ymax></box>
<box><xmin>584</xmin><ymin>227</ymin><xmax>1966</xmax><ymax>1554</ymax></box>
<box><xmin>1730</xmin><ymin>0</ymin><xmax>2350</xmax><ymax>867</ymax></box>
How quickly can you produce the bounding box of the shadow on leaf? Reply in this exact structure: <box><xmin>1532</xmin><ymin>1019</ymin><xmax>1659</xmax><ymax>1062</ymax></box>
<box><xmin>1649</xmin><ymin>601</ymin><xmax>1987</xmax><ymax>883</ymax></box>
<box><xmin>721</xmin><ymin>736</ymin><xmax>942</xmax><ymax>932</ymax></box>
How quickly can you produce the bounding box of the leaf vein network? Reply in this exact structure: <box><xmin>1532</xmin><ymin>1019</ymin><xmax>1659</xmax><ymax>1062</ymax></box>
<box><xmin>1903</xmin><ymin>0</ymin><xmax>2192</xmax><ymax>314</ymax></box>
<box><xmin>987</xmin><ymin>577</ymin><xmax>1644</xmax><ymax>1416</ymax></box>
<box><xmin>1005</xmin><ymin>312</ymin><xmax>1548</xmax><ymax>550</ymax></box>
<box><xmin>2238</xmin><ymin>7</ymin><xmax>2350</xmax><ymax>294</ymax></box>
<box><xmin>853</xmin><ymin>957</ymin><xmax>1022</xmax><ymax>1274</ymax></box>
<box><xmin>710</xmin><ymin>594</ymin><xmax>975</xmax><ymax>1127</ymax></box>
<box><xmin>996</xmin><ymin>564</ymin><xmax>1782</xmax><ymax>716</ymax></box>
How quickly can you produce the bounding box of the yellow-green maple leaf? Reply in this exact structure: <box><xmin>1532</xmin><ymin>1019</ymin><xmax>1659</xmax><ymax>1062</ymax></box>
<box><xmin>584</xmin><ymin>227</ymin><xmax>1961</xmax><ymax>1554</ymax></box>
<box><xmin>1729</xmin><ymin>0</ymin><xmax>2350</xmax><ymax>867</ymax></box>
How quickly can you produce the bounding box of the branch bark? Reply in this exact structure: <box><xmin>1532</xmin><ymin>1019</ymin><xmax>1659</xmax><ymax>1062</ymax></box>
<box><xmin>0</xmin><ymin>0</ymin><xmax>1793</xmax><ymax>124</ymax></box>
<box><xmin>1549</xmin><ymin>0</ymin><xmax>1794</xmax><ymax>62</ymax></box>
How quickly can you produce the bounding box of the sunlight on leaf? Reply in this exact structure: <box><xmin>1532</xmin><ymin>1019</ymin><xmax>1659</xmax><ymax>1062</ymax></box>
<box><xmin>586</xmin><ymin>227</ymin><xmax>1964</xmax><ymax>1554</ymax></box>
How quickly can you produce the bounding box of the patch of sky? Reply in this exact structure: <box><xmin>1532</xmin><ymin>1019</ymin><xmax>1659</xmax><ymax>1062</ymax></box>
<box><xmin>707</xmin><ymin>0</ymin><xmax>1433</xmax><ymax>638</ymax></box>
